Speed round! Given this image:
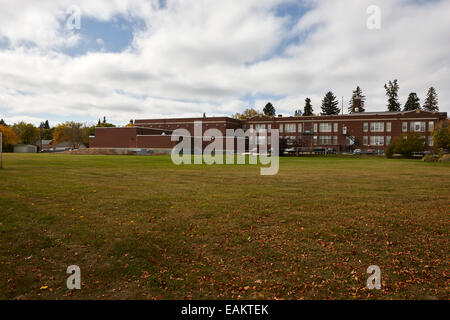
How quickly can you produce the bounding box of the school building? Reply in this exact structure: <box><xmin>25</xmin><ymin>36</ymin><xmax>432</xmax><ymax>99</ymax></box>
<box><xmin>89</xmin><ymin>109</ymin><xmax>447</xmax><ymax>153</ymax></box>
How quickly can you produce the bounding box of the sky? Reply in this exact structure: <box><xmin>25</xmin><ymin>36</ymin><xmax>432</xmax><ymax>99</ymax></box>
<box><xmin>0</xmin><ymin>0</ymin><xmax>448</xmax><ymax>127</ymax></box>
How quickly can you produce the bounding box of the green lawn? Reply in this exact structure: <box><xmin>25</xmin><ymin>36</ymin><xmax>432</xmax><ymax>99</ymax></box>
<box><xmin>0</xmin><ymin>153</ymin><xmax>449</xmax><ymax>300</ymax></box>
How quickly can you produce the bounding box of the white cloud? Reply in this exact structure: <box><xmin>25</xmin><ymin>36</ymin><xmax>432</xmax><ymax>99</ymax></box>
<box><xmin>0</xmin><ymin>0</ymin><xmax>448</xmax><ymax>126</ymax></box>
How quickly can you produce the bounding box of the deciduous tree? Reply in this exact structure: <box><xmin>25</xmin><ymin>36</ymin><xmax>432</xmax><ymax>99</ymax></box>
<box><xmin>54</xmin><ymin>122</ymin><xmax>89</xmax><ymax>149</ymax></box>
<box><xmin>0</xmin><ymin>124</ymin><xmax>18</xmax><ymax>147</ymax></box>
<box><xmin>13</xmin><ymin>122</ymin><xmax>39</xmax><ymax>145</ymax></box>
<box><xmin>232</xmin><ymin>108</ymin><xmax>263</xmax><ymax>120</ymax></box>
<box><xmin>433</xmin><ymin>120</ymin><xmax>450</xmax><ymax>150</ymax></box>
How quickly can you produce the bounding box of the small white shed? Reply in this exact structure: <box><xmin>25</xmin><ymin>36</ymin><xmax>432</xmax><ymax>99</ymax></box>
<box><xmin>14</xmin><ymin>144</ymin><xmax>37</xmax><ymax>153</ymax></box>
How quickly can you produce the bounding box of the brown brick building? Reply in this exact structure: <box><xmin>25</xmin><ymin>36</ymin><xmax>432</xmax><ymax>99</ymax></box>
<box><xmin>89</xmin><ymin>110</ymin><xmax>447</xmax><ymax>153</ymax></box>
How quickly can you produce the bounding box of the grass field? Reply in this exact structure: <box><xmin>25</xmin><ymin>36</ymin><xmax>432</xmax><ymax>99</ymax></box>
<box><xmin>0</xmin><ymin>153</ymin><xmax>449</xmax><ymax>300</ymax></box>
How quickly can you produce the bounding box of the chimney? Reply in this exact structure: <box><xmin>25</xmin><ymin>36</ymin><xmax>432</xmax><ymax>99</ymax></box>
<box><xmin>353</xmin><ymin>96</ymin><xmax>361</xmax><ymax>113</ymax></box>
<box><xmin>278</xmin><ymin>114</ymin><xmax>283</xmax><ymax>118</ymax></box>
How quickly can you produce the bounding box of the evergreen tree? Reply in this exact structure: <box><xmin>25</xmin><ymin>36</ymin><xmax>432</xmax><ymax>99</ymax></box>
<box><xmin>263</xmin><ymin>102</ymin><xmax>276</xmax><ymax>117</ymax></box>
<box><xmin>98</xmin><ymin>119</ymin><xmax>101</xmax><ymax>126</ymax></box>
<box><xmin>423</xmin><ymin>87</ymin><xmax>439</xmax><ymax>111</ymax></box>
<box><xmin>403</xmin><ymin>92</ymin><xmax>421</xmax><ymax>111</ymax></box>
<box><xmin>384</xmin><ymin>80</ymin><xmax>401</xmax><ymax>111</ymax></box>
<box><xmin>0</xmin><ymin>118</ymin><xmax>7</xmax><ymax>126</ymax></box>
<box><xmin>44</xmin><ymin>120</ymin><xmax>50</xmax><ymax>129</ymax></box>
<box><xmin>321</xmin><ymin>91</ymin><xmax>340</xmax><ymax>115</ymax></box>
<box><xmin>303</xmin><ymin>98</ymin><xmax>313</xmax><ymax>116</ymax></box>
<box><xmin>348</xmin><ymin>86</ymin><xmax>366</xmax><ymax>113</ymax></box>
<box><xmin>294</xmin><ymin>109</ymin><xmax>302</xmax><ymax>116</ymax></box>
<box><xmin>103</xmin><ymin>116</ymin><xmax>106</xmax><ymax>124</ymax></box>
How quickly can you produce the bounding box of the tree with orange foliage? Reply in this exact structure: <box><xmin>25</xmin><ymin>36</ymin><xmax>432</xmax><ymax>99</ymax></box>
<box><xmin>53</xmin><ymin>122</ymin><xmax>89</xmax><ymax>149</ymax></box>
<box><xmin>0</xmin><ymin>124</ymin><xmax>19</xmax><ymax>148</ymax></box>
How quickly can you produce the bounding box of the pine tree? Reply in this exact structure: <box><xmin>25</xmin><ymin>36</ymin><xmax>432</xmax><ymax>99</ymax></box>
<box><xmin>103</xmin><ymin>116</ymin><xmax>106</xmax><ymax>124</ymax></box>
<box><xmin>44</xmin><ymin>120</ymin><xmax>50</xmax><ymax>129</ymax></box>
<box><xmin>294</xmin><ymin>109</ymin><xmax>302</xmax><ymax>116</ymax></box>
<box><xmin>423</xmin><ymin>87</ymin><xmax>439</xmax><ymax>111</ymax></box>
<box><xmin>98</xmin><ymin>119</ymin><xmax>101</xmax><ymax>126</ymax></box>
<box><xmin>403</xmin><ymin>92</ymin><xmax>421</xmax><ymax>111</ymax></box>
<box><xmin>348</xmin><ymin>86</ymin><xmax>366</xmax><ymax>113</ymax></box>
<box><xmin>0</xmin><ymin>118</ymin><xmax>7</xmax><ymax>126</ymax></box>
<box><xmin>321</xmin><ymin>91</ymin><xmax>340</xmax><ymax>115</ymax></box>
<box><xmin>263</xmin><ymin>102</ymin><xmax>276</xmax><ymax>117</ymax></box>
<box><xmin>384</xmin><ymin>80</ymin><xmax>401</xmax><ymax>111</ymax></box>
<box><xmin>303</xmin><ymin>98</ymin><xmax>313</xmax><ymax>116</ymax></box>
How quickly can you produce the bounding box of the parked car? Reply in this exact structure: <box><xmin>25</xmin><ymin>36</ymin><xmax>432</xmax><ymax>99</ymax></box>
<box><xmin>366</xmin><ymin>149</ymin><xmax>377</xmax><ymax>155</ymax></box>
<box><xmin>284</xmin><ymin>147</ymin><xmax>296</xmax><ymax>155</ymax></box>
<box><xmin>353</xmin><ymin>149</ymin><xmax>362</xmax><ymax>155</ymax></box>
<box><xmin>313</xmin><ymin>147</ymin><xmax>326</xmax><ymax>154</ymax></box>
<box><xmin>326</xmin><ymin>148</ymin><xmax>336</xmax><ymax>154</ymax></box>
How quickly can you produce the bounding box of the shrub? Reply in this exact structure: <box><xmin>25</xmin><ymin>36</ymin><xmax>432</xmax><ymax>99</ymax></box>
<box><xmin>432</xmin><ymin>120</ymin><xmax>450</xmax><ymax>150</ymax></box>
<box><xmin>422</xmin><ymin>155</ymin><xmax>439</xmax><ymax>162</ymax></box>
<box><xmin>386</xmin><ymin>134</ymin><xmax>427</xmax><ymax>158</ymax></box>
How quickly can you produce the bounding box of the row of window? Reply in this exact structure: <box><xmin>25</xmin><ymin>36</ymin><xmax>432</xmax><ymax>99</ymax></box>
<box><xmin>402</xmin><ymin>121</ymin><xmax>434</xmax><ymax>133</ymax></box>
<box><xmin>250</xmin><ymin>121</ymin><xmax>436</xmax><ymax>134</ymax></box>
<box><xmin>363</xmin><ymin>122</ymin><xmax>389</xmax><ymax>132</ymax></box>
<box><xmin>250</xmin><ymin>123</ymin><xmax>339</xmax><ymax>133</ymax></box>
<box><xmin>251</xmin><ymin>134</ymin><xmax>434</xmax><ymax>147</ymax></box>
<box><xmin>362</xmin><ymin>135</ymin><xmax>434</xmax><ymax>146</ymax></box>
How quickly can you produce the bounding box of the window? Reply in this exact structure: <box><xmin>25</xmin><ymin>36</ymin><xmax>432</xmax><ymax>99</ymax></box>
<box><xmin>285</xmin><ymin>124</ymin><xmax>296</xmax><ymax>133</ymax></box>
<box><xmin>402</xmin><ymin>122</ymin><xmax>408</xmax><ymax>132</ymax></box>
<box><xmin>255</xmin><ymin>124</ymin><xmax>265</xmax><ymax>131</ymax></box>
<box><xmin>319</xmin><ymin>123</ymin><xmax>332</xmax><ymax>132</ymax></box>
<box><xmin>370</xmin><ymin>122</ymin><xmax>384</xmax><ymax>132</ymax></box>
<box><xmin>386</xmin><ymin>122</ymin><xmax>391</xmax><ymax>132</ymax></box>
<box><xmin>428</xmin><ymin>121</ymin><xmax>434</xmax><ymax>132</ymax></box>
<box><xmin>313</xmin><ymin>136</ymin><xmax>318</xmax><ymax>145</ymax></box>
<box><xmin>363</xmin><ymin>122</ymin><xmax>368</xmax><ymax>132</ymax></box>
<box><xmin>363</xmin><ymin>136</ymin><xmax>368</xmax><ymax>145</ymax></box>
<box><xmin>298</xmin><ymin>123</ymin><xmax>302</xmax><ymax>133</ymax></box>
<box><xmin>333</xmin><ymin>123</ymin><xmax>338</xmax><ymax>133</ymax></box>
<box><xmin>386</xmin><ymin>136</ymin><xmax>391</xmax><ymax>146</ymax></box>
<box><xmin>267</xmin><ymin>124</ymin><xmax>271</xmax><ymax>132</ymax></box>
<box><xmin>370</xmin><ymin>136</ymin><xmax>384</xmax><ymax>146</ymax></box>
<box><xmin>428</xmin><ymin>136</ymin><xmax>434</xmax><ymax>146</ymax></box>
<box><xmin>249</xmin><ymin>124</ymin><xmax>254</xmax><ymax>129</ymax></box>
<box><xmin>319</xmin><ymin>136</ymin><xmax>332</xmax><ymax>145</ymax></box>
<box><xmin>333</xmin><ymin>136</ymin><xmax>338</xmax><ymax>145</ymax></box>
<box><xmin>257</xmin><ymin>135</ymin><xmax>266</xmax><ymax>145</ymax></box>
<box><xmin>279</xmin><ymin>124</ymin><xmax>283</xmax><ymax>133</ymax></box>
<box><xmin>410</xmin><ymin>121</ymin><xmax>426</xmax><ymax>132</ymax></box>
<box><xmin>313</xmin><ymin>123</ymin><xmax>318</xmax><ymax>133</ymax></box>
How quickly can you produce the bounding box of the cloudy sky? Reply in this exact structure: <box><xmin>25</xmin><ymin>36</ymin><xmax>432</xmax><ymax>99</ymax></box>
<box><xmin>0</xmin><ymin>0</ymin><xmax>448</xmax><ymax>126</ymax></box>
